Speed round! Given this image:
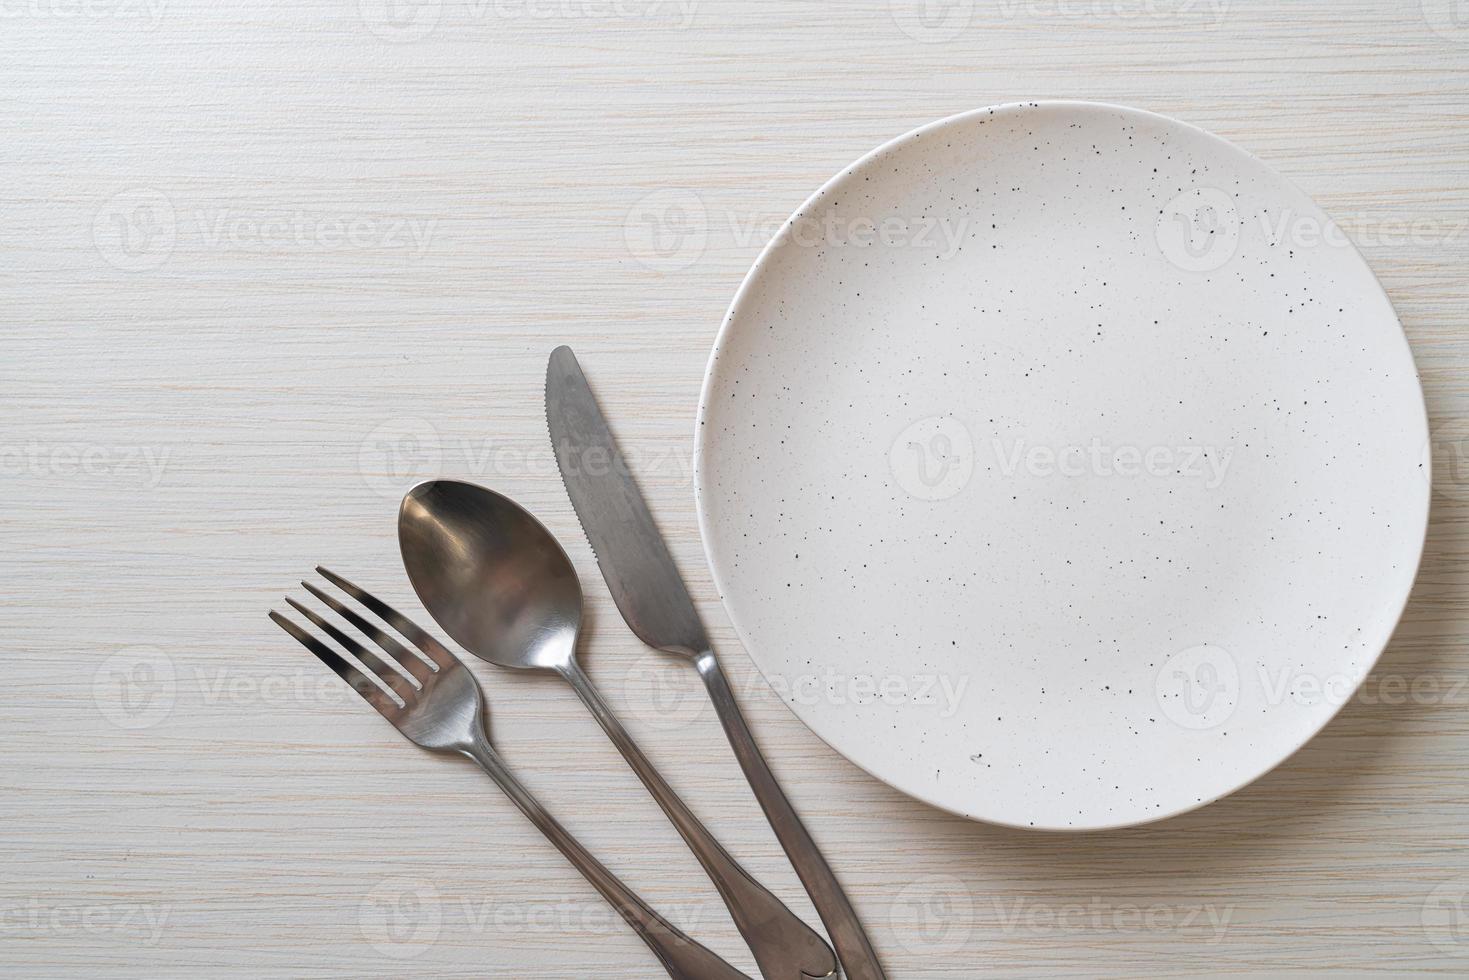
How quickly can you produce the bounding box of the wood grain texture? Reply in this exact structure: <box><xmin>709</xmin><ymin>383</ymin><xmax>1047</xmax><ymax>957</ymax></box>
<box><xmin>2</xmin><ymin>1</ymin><xmax>1467</xmax><ymax>975</ymax></box>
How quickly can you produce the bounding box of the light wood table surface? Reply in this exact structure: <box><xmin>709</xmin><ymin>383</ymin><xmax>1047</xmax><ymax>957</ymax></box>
<box><xmin>4</xmin><ymin>1</ymin><xmax>1468</xmax><ymax>975</ymax></box>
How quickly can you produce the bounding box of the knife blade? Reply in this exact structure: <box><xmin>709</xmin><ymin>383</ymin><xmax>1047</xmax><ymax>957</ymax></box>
<box><xmin>545</xmin><ymin>344</ymin><xmax>710</xmax><ymax>658</ymax></box>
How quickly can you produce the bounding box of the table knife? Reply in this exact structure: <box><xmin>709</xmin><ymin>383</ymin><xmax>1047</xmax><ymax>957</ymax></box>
<box><xmin>546</xmin><ymin>345</ymin><xmax>887</xmax><ymax>980</ymax></box>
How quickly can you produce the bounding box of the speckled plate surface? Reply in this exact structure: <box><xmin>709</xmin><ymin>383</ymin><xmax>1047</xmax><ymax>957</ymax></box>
<box><xmin>694</xmin><ymin>102</ymin><xmax>1429</xmax><ymax>831</ymax></box>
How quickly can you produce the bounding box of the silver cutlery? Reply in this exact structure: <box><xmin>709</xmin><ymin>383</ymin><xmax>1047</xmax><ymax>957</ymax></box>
<box><xmin>270</xmin><ymin>567</ymin><xmax>749</xmax><ymax>980</ymax></box>
<box><xmin>399</xmin><ymin>482</ymin><xmax>838</xmax><ymax>980</ymax></box>
<box><xmin>545</xmin><ymin>345</ymin><xmax>887</xmax><ymax>980</ymax></box>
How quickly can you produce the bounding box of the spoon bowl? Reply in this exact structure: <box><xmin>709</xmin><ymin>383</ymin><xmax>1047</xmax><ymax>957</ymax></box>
<box><xmin>399</xmin><ymin>479</ymin><xmax>582</xmax><ymax>672</ymax></box>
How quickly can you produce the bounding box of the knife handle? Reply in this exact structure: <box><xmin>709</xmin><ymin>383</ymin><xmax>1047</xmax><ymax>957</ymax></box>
<box><xmin>694</xmin><ymin>653</ymin><xmax>888</xmax><ymax>980</ymax></box>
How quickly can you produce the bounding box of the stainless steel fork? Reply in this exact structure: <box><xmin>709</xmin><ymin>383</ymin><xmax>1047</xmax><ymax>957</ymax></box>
<box><xmin>270</xmin><ymin>567</ymin><xmax>749</xmax><ymax>980</ymax></box>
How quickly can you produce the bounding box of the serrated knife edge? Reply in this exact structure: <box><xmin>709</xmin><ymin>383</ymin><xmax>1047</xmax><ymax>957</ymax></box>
<box><xmin>545</xmin><ymin>345</ymin><xmax>710</xmax><ymax>657</ymax></box>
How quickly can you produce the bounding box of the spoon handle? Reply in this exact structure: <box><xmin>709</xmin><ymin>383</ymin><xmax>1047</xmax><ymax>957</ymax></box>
<box><xmin>559</xmin><ymin>659</ymin><xmax>837</xmax><ymax>980</ymax></box>
<box><xmin>461</xmin><ymin>733</ymin><xmax>749</xmax><ymax>980</ymax></box>
<box><xmin>693</xmin><ymin>653</ymin><xmax>888</xmax><ymax>980</ymax></box>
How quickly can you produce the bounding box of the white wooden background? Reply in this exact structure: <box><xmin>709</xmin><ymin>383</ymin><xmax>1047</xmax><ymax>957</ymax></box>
<box><xmin>4</xmin><ymin>1</ymin><xmax>1468</xmax><ymax>976</ymax></box>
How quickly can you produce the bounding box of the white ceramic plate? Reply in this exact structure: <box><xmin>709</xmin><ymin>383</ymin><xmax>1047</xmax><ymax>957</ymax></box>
<box><xmin>694</xmin><ymin>102</ymin><xmax>1429</xmax><ymax>831</ymax></box>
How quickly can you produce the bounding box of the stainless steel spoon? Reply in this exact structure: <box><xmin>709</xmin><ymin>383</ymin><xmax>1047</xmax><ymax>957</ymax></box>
<box><xmin>398</xmin><ymin>479</ymin><xmax>838</xmax><ymax>980</ymax></box>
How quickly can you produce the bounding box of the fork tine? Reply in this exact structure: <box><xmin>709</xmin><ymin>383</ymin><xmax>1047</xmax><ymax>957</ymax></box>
<box><xmin>284</xmin><ymin>598</ymin><xmax>419</xmax><ymax>701</ymax></box>
<box><xmin>301</xmin><ymin>582</ymin><xmax>436</xmax><ymax>686</ymax></box>
<box><xmin>269</xmin><ymin>611</ymin><xmax>403</xmax><ymax>716</ymax></box>
<box><xmin>316</xmin><ymin>566</ymin><xmax>457</xmax><ymax>670</ymax></box>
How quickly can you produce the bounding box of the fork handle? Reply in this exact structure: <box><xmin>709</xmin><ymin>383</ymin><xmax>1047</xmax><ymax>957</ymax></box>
<box><xmin>462</xmin><ymin>736</ymin><xmax>750</xmax><ymax>980</ymax></box>
<box><xmin>695</xmin><ymin>653</ymin><xmax>888</xmax><ymax>980</ymax></box>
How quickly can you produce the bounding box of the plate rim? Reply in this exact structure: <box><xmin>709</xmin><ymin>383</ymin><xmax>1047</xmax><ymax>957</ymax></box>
<box><xmin>692</xmin><ymin>99</ymin><xmax>1432</xmax><ymax>831</ymax></box>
